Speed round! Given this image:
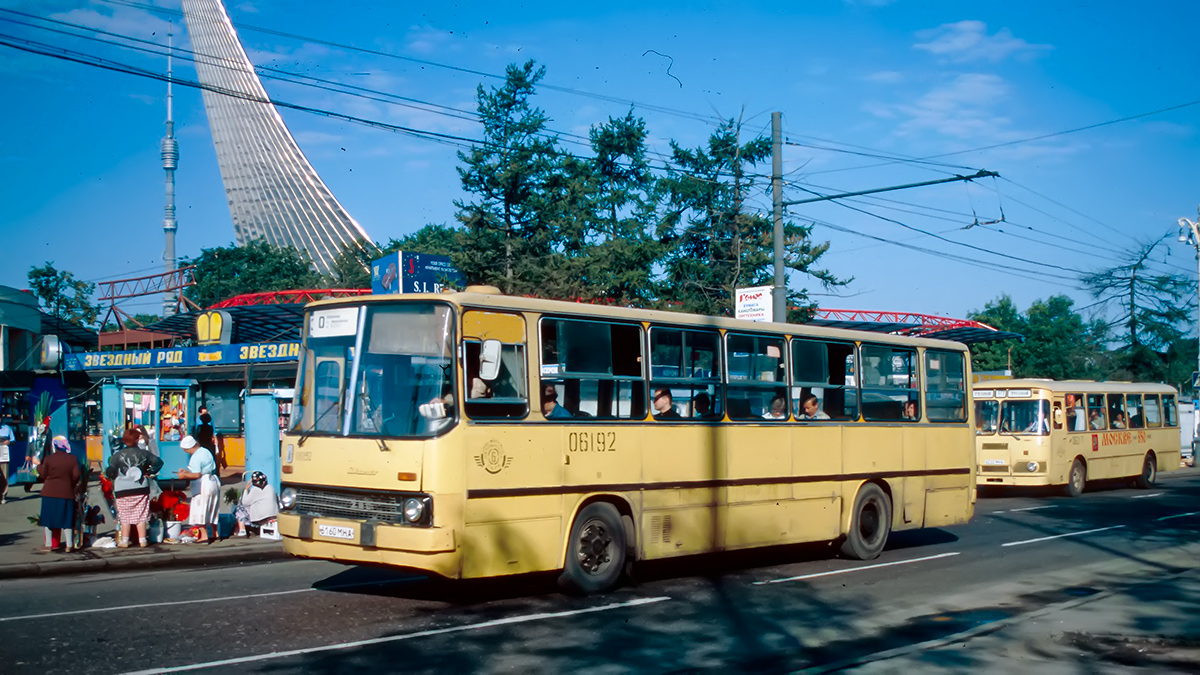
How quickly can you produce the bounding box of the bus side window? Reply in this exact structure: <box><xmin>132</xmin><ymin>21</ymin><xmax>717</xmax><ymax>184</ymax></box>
<box><xmin>539</xmin><ymin>318</ymin><xmax>645</xmax><ymax>420</ymax></box>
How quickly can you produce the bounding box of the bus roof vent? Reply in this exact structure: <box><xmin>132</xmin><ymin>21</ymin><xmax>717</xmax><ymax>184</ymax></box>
<box><xmin>465</xmin><ymin>285</ymin><xmax>502</xmax><ymax>294</ymax></box>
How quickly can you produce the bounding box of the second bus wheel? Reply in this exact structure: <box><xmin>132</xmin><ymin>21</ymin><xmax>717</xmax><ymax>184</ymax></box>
<box><xmin>839</xmin><ymin>483</ymin><xmax>891</xmax><ymax>560</ymax></box>
<box><xmin>559</xmin><ymin>502</ymin><xmax>627</xmax><ymax>595</ymax></box>
<box><xmin>1064</xmin><ymin>458</ymin><xmax>1087</xmax><ymax>497</ymax></box>
<box><xmin>1134</xmin><ymin>452</ymin><xmax>1157</xmax><ymax>489</ymax></box>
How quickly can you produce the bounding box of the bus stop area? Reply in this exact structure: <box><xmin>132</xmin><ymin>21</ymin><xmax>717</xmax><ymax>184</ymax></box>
<box><xmin>0</xmin><ymin>477</ymin><xmax>287</xmax><ymax>579</ymax></box>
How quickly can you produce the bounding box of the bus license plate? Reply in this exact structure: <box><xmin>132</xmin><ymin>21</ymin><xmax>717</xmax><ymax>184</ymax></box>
<box><xmin>983</xmin><ymin>459</ymin><xmax>1006</xmax><ymax>466</ymax></box>
<box><xmin>318</xmin><ymin>524</ymin><xmax>355</xmax><ymax>540</ymax></box>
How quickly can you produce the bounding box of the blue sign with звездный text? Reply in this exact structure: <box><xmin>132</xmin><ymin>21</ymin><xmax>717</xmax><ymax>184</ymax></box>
<box><xmin>64</xmin><ymin>342</ymin><xmax>301</xmax><ymax>371</ymax></box>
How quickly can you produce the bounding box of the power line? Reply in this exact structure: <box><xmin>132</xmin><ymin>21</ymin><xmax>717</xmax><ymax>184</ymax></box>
<box><xmin>98</xmin><ymin>0</ymin><xmax>725</xmax><ymax>126</ymax></box>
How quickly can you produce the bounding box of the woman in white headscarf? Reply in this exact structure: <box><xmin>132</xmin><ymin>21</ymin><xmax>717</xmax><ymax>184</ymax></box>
<box><xmin>176</xmin><ymin>435</ymin><xmax>219</xmax><ymax>543</ymax></box>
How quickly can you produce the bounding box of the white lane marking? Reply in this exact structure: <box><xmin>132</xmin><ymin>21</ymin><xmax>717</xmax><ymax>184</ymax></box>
<box><xmin>0</xmin><ymin>577</ymin><xmax>421</xmax><ymax>623</ymax></box>
<box><xmin>122</xmin><ymin>596</ymin><xmax>672</xmax><ymax>675</ymax></box>
<box><xmin>989</xmin><ymin>510</ymin><xmax>1006</xmax><ymax>514</ymax></box>
<box><xmin>1131</xmin><ymin>492</ymin><xmax>1163</xmax><ymax>499</ymax></box>
<box><xmin>1157</xmin><ymin>511</ymin><xmax>1200</xmax><ymax>521</ymax></box>
<box><xmin>1001</xmin><ymin>525</ymin><xmax>1124</xmax><ymax>547</ymax></box>
<box><xmin>753</xmin><ymin>552</ymin><xmax>961</xmax><ymax>586</ymax></box>
<box><xmin>1009</xmin><ymin>505</ymin><xmax>1054</xmax><ymax>512</ymax></box>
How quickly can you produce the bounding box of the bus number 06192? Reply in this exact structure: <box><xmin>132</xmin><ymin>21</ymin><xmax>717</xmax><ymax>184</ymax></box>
<box><xmin>568</xmin><ymin>431</ymin><xmax>616</xmax><ymax>452</ymax></box>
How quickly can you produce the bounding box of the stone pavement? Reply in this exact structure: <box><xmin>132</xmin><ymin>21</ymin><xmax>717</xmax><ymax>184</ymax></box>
<box><xmin>0</xmin><ymin>473</ymin><xmax>287</xmax><ymax>580</ymax></box>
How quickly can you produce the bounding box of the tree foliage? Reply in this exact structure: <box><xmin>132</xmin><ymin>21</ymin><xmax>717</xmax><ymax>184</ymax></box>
<box><xmin>969</xmin><ymin>294</ymin><xmax>1108</xmax><ymax>380</ymax></box>
<box><xmin>656</xmin><ymin>118</ymin><xmax>844</xmax><ymax>318</ymax></box>
<box><xmin>455</xmin><ymin>61</ymin><xmax>564</xmax><ymax>295</ymax></box>
<box><xmin>27</xmin><ymin>262</ymin><xmax>99</xmax><ymax>327</ymax></box>
<box><xmin>327</xmin><ymin>240</ymin><xmax>378</xmax><ymax>289</ymax></box>
<box><xmin>1081</xmin><ymin>239</ymin><xmax>1194</xmax><ymax>382</ymax></box>
<box><xmin>181</xmin><ymin>240</ymin><xmax>326</xmax><ymax>308</ymax></box>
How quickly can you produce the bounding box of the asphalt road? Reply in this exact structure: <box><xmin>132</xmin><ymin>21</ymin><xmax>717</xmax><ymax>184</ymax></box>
<box><xmin>3</xmin><ymin>473</ymin><xmax>1199</xmax><ymax>674</ymax></box>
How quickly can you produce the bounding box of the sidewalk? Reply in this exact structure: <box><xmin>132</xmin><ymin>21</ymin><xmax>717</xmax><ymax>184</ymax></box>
<box><xmin>0</xmin><ymin>472</ymin><xmax>287</xmax><ymax>580</ymax></box>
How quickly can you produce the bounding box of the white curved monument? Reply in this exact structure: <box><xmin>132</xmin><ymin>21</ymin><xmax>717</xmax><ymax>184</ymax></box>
<box><xmin>182</xmin><ymin>0</ymin><xmax>372</xmax><ymax>274</ymax></box>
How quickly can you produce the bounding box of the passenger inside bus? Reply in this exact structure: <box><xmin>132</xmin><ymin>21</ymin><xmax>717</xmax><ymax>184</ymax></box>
<box><xmin>763</xmin><ymin>395</ymin><xmax>788</xmax><ymax>420</ymax></box>
<box><xmin>541</xmin><ymin>383</ymin><xmax>571</xmax><ymax>419</ymax></box>
<box><xmin>1066</xmin><ymin>394</ymin><xmax>1086</xmax><ymax>431</ymax></box>
<box><xmin>1110</xmin><ymin>412</ymin><xmax>1126</xmax><ymax>429</ymax></box>
<box><xmin>691</xmin><ymin>392</ymin><xmax>713</xmax><ymax>418</ymax></box>
<box><xmin>799</xmin><ymin>394</ymin><xmax>830</xmax><ymax>420</ymax></box>
<box><xmin>1089</xmin><ymin>410</ymin><xmax>1106</xmax><ymax>430</ymax></box>
<box><xmin>902</xmin><ymin>400</ymin><xmax>919</xmax><ymax>421</ymax></box>
<box><xmin>652</xmin><ymin>388</ymin><xmax>682</xmax><ymax>420</ymax></box>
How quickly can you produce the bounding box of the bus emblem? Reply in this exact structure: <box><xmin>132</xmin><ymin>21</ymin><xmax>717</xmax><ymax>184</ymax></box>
<box><xmin>476</xmin><ymin>441</ymin><xmax>512</xmax><ymax>474</ymax></box>
<box><xmin>1091</xmin><ymin>435</ymin><xmax>1099</xmax><ymax>452</ymax></box>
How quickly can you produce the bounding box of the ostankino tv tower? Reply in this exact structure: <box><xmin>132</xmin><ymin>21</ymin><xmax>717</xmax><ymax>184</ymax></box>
<box><xmin>161</xmin><ymin>26</ymin><xmax>180</xmax><ymax>316</ymax></box>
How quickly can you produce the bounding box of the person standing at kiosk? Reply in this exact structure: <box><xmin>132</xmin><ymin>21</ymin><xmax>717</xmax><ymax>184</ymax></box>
<box><xmin>176</xmin><ymin>435</ymin><xmax>219</xmax><ymax>543</ymax></box>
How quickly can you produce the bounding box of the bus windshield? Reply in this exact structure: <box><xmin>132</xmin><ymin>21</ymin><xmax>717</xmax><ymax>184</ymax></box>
<box><xmin>292</xmin><ymin>303</ymin><xmax>456</xmax><ymax>438</ymax></box>
<box><xmin>1000</xmin><ymin>399</ymin><xmax>1050</xmax><ymax>435</ymax></box>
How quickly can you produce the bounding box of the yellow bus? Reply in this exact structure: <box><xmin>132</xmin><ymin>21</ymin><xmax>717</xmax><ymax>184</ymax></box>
<box><xmin>974</xmin><ymin>379</ymin><xmax>1180</xmax><ymax>496</ymax></box>
<box><xmin>277</xmin><ymin>288</ymin><xmax>976</xmax><ymax>593</ymax></box>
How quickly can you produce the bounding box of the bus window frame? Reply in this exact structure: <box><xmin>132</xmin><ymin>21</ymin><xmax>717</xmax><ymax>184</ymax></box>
<box><xmin>724</xmin><ymin>331</ymin><xmax>788</xmax><ymax>421</ymax></box>
<box><xmin>538</xmin><ymin>316</ymin><xmax>647</xmax><ymax>420</ymax></box>
<box><xmin>923</xmin><ymin>349</ymin><xmax>967</xmax><ymax>423</ymax></box>
<box><xmin>790</xmin><ymin>337</ymin><xmax>858</xmax><ymax>422</ymax></box>
<box><xmin>860</xmin><ymin>343</ymin><xmax>920</xmax><ymax>422</ymax></box>
<box><xmin>648</xmin><ymin>325</ymin><xmax>723</xmax><ymax>422</ymax></box>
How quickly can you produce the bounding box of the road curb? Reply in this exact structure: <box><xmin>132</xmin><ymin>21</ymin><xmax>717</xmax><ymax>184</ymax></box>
<box><xmin>0</xmin><ymin>545</ymin><xmax>289</xmax><ymax>580</ymax></box>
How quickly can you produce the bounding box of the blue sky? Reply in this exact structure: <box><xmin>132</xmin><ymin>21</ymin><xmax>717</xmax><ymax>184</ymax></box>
<box><xmin>1</xmin><ymin>0</ymin><xmax>1198</xmax><ymax>325</ymax></box>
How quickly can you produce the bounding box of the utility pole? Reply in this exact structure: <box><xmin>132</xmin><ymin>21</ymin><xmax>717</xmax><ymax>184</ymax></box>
<box><xmin>771</xmin><ymin>113</ymin><xmax>785</xmax><ymax>322</ymax></box>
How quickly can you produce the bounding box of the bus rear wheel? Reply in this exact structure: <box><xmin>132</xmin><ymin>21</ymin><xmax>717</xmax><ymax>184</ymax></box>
<box><xmin>559</xmin><ymin>502</ymin><xmax>626</xmax><ymax>595</ymax></box>
<box><xmin>1134</xmin><ymin>452</ymin><xmax>1157</xmax><ymax>489</ymax></box>
<box><xmin>1064</xmin><ymin>459</ymin><xmax>1086</xmax><ymax>497</ymax></box>
<box><xmin>839</xmin><ymin>483</ymin><xmax>891</xmax><ymax>560</ymax></box>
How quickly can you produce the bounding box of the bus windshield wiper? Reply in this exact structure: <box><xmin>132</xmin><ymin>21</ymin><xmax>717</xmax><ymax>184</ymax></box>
<box><xmin>299</xmin><ymin>403</ymin><xmax>339</xmax><ymax>447</ymax></box>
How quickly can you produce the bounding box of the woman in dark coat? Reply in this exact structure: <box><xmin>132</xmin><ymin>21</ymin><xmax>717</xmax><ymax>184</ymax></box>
<box><xmin>40</xmin><ymin>436</ymin><xmax>81</xmax><ymax>552</ymax></box>
<box><xmin>105</xmin><ymin>428</ymin><xmax>164</xmax><ymax>548</ymax></box>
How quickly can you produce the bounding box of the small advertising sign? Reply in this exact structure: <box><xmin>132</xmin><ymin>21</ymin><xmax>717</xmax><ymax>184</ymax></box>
<box><xmin>371</xmin><ymin>251</ymin><xmax>465</xmax><ymax>295</ymax></box>
<box><xmin>735</xmin><ymin>285</ymin><xmax>773</xmax><ymax>322</ymax></box>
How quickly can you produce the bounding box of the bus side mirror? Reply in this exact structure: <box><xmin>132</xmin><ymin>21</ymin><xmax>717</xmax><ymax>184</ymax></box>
<box><xmin>479</xmin><ymin>340</ymin><xmax>501</xmax><ymax>381</ymax></box>
<box><xmin>1053</xmin><ymin>408</ymin><xmax>1064</xmax><ymax>425</ymax></box>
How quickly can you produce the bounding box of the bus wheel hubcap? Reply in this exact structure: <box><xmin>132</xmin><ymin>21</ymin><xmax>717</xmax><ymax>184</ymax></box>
<box><xmin>578</xmin><ymin>521</ymin><xmax>612</xmax><ymax>574</ymax></box>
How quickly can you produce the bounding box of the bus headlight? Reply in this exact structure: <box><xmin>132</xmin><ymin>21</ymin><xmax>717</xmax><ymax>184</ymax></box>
<box><xmin>403</xmin><ymin>498</ymin><xmax>425</xmax><ymax>523</ymax></box>
<box><xmin>1026</xmin><ymin>461</ymin><xmax>1039</xmax><ymax>473</ymax></box>
<box><xmin>280</xmin><ymin>487</ymin><xmax>298</xmax><ymax>510</ymax></box>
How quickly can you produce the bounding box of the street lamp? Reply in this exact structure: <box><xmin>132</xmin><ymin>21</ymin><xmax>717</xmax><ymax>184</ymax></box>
<box><xmin>1179</xmin><ymin>210</ymin><xmax>1200</xmax><ymax>372</ymax></box>
<box><xmin>1179</xmin><ymin>208</ymin><xmax>1200</xmax><ymax>465</ymax></box>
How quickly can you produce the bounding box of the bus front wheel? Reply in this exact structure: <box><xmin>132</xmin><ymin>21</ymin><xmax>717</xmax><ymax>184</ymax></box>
<box><xmin>1064</xmin><ymin>459</ymin><xmax>1086</xmax><ymax>497</ymax></box>
<box><xmin>560</xmin><ymin>502</ymin><xmax>627</xmax><ymax>595</ymax></box>
<box><xmin>1134</xmin><ymin>452</ymin><xmax>1157</xmax><ymax>489</ymax></box>
<box><xmin>840</xmin><ymin>483</ymin><xmax>891</xmax><ymax>560</ymax></box>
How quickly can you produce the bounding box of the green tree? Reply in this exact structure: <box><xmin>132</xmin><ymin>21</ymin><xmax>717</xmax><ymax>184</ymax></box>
<box><xmin>657</xmin><ymin>118</ymin><xmax>843</xmax><ymax>318</ymax></box>
<box><xmin>968</xmin><ymin>294</ymin><xmax>1109</xmax><ymax>379</ymax></box>
<box><xmin>327</xmin><ymin>240</ymin><xmax>378</xmax><ymax>289</ymax></box>
<box><xmin>455</xmin><ymin>60</ymin><xmax>565</xmax><ymax>294</ymax></box>
<box><xmin>181</xmin><ymin>240</ymin><xmax>326</xmax><ymax>308</ymax></box>
<box><xmin>1082</xmin><ymin>240</ymin><xmax>1193</xmax><ymax>382</ymax></box>
<box><xmin>564</xmin><ymin>111</ymin><xmax>661</xmax><ymax>306</ymax></box>
<box><xmin>382</xmin><ymin>223</ymin><xmax>462</xmax><ymax>258</ymax></box>
<box><xmin>27</xmin><ymin>262</ymin><xmax>99</xmax><ymax>327</ymax></box>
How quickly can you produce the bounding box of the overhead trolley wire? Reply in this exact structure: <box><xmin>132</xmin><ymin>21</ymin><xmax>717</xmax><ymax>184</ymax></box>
<box><xmin>98</xmin><ymin>0</ymin><xmax>725</xmax><ymax>126</ymax></box>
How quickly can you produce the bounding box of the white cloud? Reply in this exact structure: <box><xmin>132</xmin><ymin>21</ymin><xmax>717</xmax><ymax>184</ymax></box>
<box><xmin>915</xmin><ymin>20</ymin><xmax>1051</xmax><ymax>63</ymax></box>
<box><xmin>406</xmin><ymin>25</ymin><xmax>459</xmax><ymax>56</ymax></box>
<box><xmin>864</xmin><ymin>71</ymin><xmax>904</xmax><ymax>84</ymax></box>
<box><xmin>888</xmin><ymin>73</ymin><xmax>1012</xmax><ymax>139</ymax></box>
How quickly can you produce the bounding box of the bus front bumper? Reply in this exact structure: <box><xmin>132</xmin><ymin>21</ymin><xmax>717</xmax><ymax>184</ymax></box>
<box><xmin>278</xmin><ymin>513</ymin><xmax>461</xmax><ymax>578</ymax></box>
